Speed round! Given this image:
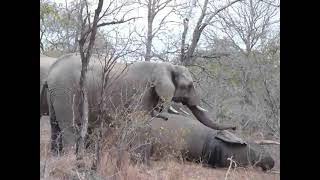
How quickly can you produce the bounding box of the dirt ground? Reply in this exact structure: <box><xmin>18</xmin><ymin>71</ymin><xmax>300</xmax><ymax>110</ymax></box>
<box><xmin>40</xmin><ymin>116</ymin><xmax>280</xmax><ymax>180</ymax></box>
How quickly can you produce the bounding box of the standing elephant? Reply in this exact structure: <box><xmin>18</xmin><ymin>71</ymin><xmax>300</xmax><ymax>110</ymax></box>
<box><xmin>150</xmin><ymin>113</ymin><xmax>275</xmax><ymax>171</ymax></box>
<box><xmin>40</xmin><ymin>55</ymin><xmax>57</xmax><ymax>118</ymax></box>
<box><xmin>43</xmin><ymin>53</ymin><xmax>236</xmax><ymax>154</ymax></box>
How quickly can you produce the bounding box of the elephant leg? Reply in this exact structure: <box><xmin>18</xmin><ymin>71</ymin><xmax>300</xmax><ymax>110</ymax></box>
<box><xmin>52</xmin><ymin>95</ymin><xmax>77</xmax><ymax>154</ymax></box>
<box><xmin>50</xmin><ymin>116</ymin><xmax>62</xmax><ymax>155</ymax></box>
<box><xmin>48</xmin><ymin>96</ymin><xmax>62</xmax><ymax>155</ymax></box>
<box><xmin>40</xmin><ymin>82</ymin><xmax>49</xmax><ymax>119</ymax></box>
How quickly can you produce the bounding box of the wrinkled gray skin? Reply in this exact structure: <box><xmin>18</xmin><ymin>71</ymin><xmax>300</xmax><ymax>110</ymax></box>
<box><xmin>40</xmin><ymin>55</ymin><xmax>57</xmax><ymax>118</ymax></box>
<box><xmin>43</xmin><ymin>53</ymin><xmax>235</xmax><ymax>154</ymax></box>
<box><xmin>150</xmin><ymin>113</ymin><xmax>275</xmax><ymax>171</ymax></box>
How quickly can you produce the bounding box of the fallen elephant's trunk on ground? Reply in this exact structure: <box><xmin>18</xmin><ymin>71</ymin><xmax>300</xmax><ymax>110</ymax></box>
<box><xmin>150</xmin><ymin>113</ymin><xmax>275</xmax><ymax>171</ymax></box>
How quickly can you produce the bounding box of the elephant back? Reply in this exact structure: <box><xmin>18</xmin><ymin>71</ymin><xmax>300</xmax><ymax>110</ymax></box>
<box><xmin>215</xmin><ymin>130</ymin><xmax>247</xmax><ymax>145</ymax></box>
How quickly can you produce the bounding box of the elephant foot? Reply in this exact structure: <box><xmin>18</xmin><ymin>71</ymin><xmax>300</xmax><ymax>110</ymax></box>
<box><xmin>50</xmin><ymin>122</ymin><xmax>63</xmax><ymax>156</ymax></box>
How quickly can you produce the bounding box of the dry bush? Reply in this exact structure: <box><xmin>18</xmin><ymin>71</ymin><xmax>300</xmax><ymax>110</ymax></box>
<box><xmin>41</xmin><ymin>115</ymin><xmax>279</xmax><ymax>180</ymax></box>
<box><xmin>150</xmin><ymin>124</ymin><xmax>189</xmax><ymax>162</ymax></box>
<box><xmin>40</xmin><ymin>82</ymin><xmax>158</xmax><ymax>179</ymax></box>
<box><xmin>81</xmin><ymin>82</ymin><xmax>158</xmax><ymax>177</ymax></box>
<box><xmin>189</xmin><ymin>49</ymin><xmax>279</xmax><ymax>139</ymax></box>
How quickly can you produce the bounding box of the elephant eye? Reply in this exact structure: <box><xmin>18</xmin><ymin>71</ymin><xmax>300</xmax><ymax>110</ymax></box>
<box><xmin>188</xmin><ymin>83</ymin><xmax>193</xmax><ymax>89</ymax></box>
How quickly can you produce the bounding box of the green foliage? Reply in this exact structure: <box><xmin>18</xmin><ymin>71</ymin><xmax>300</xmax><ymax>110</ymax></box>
<box><xmin>40</xmin><ymin>0</ymin><xmax>110</xmax><ymax>55</ymax></box>
<box><xmin>40</xmin><ymin>2</ymin><xmax>60</xmax><ymax>21</ymax></box>
<box><xmin>40</xmin><ymin>3</ymin><xmax>53</xmax><ymax>18</ymax></box>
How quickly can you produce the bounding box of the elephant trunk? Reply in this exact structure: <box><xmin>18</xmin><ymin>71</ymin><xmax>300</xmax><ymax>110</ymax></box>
<box><xmin>186</xmin><ymin>105</ymin><xmax>236</xmax><ymax>130</ymax></box>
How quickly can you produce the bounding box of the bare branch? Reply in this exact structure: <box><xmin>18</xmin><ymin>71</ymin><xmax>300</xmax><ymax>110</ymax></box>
<box><xmin>181</xmin><ymin>0</ymin><xmax>241</xmax><ymax>65</ymax></box>
<box><xmin>152</xmin><ymin>7</ymin><xmax>174</xmax><ymax>36</ymax></box>
<box><xmin>204</xmin><ymin>0</ymin><xmax>242</xmax><ymax>26</ymax></box>
<box><xmin>216</xmin><ymin>0</ymin><xmax>278</xmax><ymax>55</ymax></box>
<box><xmin>98</xmin><ymin>1</ymin><xmax>115</xmax><ymax>22</ymax></box>
<box><xmin>97</xmin><ymin>17</ymin><xmax>142</xmax><ymax>28</ymax></box>
<box><xmin>260</xmin><ymin>0</ymin><xmax>280</xmax><ymax>7</ymax></box>
<box><xmin>255</xmin><ymin>139</ymin><xmax>280</xmax><ymax>145</ymax></box>
<box><xmin>77</xmin><ymin>0</ymin><xmax>104</xmax><ymax>158</ymax></box>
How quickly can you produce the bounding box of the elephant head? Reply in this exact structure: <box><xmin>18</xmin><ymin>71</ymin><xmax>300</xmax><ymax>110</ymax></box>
<box><xmin>152</xmin><ymin>63</ymin><xmax>236</xmax><ymax>130</ymax></box>
<box><xmin>171</xmin><ymin>66</ymin><xmax>200</xmax><ymax>106</ymax></box>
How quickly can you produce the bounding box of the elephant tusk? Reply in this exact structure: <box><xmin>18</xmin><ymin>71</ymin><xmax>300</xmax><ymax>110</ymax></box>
<box><xmin>179</xmin><ymin>108</ymin><xmax>190</xmax><ymax>115</ymax></box>
<box><xmin>168</xmin><ymin>106</ymin><xmax>180</xmax><ymax>114</ymax></box>
<box><xmin>196</xmin><ymin>105</ymin><xmax>208</xmax><ymax>112</ymax></box>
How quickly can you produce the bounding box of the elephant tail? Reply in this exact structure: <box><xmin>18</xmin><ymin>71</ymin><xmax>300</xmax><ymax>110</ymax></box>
<box><xmin>40</xmin><ymin>81</ymin><xmax>49</xmax><ymax>119</ymax></box>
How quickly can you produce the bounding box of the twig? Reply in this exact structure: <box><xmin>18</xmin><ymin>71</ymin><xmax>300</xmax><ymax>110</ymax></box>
<box><xmin>225</xmin><ymin>156</ymin><xmax>236</xmax><ymax>180</ymax></box>
<box><xmin>76</xmin><ymin>169</ymin><xmax>84</xmax><ymax>180</ymax></box>
<box><xmin>260</xmin><ymin>0</ymin><xmax>280</xmax><ymax>8</ymax></box>
<box><xmin>97</xmin><ymin>17</ymin><xmax>142</xmax><ymax>28</ymax></box>
<box><xmin>201</xmin><ymin>99</ymin><xmax>213</xmax><ymax>109</ymax></box>
<box><xmin>255</xmin><ymin>139</ymin><xmax>280</xmax><ymax>145</ymax></box>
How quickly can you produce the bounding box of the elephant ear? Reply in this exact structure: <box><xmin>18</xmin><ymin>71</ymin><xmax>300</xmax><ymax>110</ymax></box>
<box><xmin>152</xmin><ymin>63</ymin><xmax>176</xmax><ymax>100</ymax></box>
<box><xmin>215</xmin><ymin>130</ymin><xmax>247</xmax><ymax>145</ymax></box>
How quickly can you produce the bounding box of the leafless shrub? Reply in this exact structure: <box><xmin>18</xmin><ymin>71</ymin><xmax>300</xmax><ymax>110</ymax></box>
<box><xmin>151</xmin><ymin>126</ymin><xmax>189</xmax><ymax>163</ymax></box>
<box><xmin>224</xmin><ymin>156</ymin><xmax>237</xmax><ymax>180</ymax></box>
<box><xmin>187</xmin><ymin>38</ymin><xmax>279</xmax><ymax>139</ymax></box>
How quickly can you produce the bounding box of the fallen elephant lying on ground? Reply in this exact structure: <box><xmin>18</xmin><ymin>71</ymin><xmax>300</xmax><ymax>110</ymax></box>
<box><xmin>150</xmin><ymin>113</ymin><xmax>275</xmax><ymax>171</ymax></box>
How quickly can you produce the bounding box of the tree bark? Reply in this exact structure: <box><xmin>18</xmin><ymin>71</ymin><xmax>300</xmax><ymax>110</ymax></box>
<box><xmin>145</xmin><ymin>1</ymin><xmax>154</xmax><ymax>61</ymax></box>
<box><xmin>180</xmin><ymin>0</ymin><xmax>241</xmax><ymax>65</ymax></box>
<box><xmin>76</xmin><ymin>0</ymin><xmax>104</xmax><ymax>159</ymax></box>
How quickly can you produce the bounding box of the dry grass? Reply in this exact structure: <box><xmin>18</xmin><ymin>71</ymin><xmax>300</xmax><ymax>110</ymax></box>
<box><xmin>41</xmin><ymin>153</ymin><xmax>279</xmax><ymax>180</ymax></box>
<box><xmin>41</xmin><ymin>116</ymin><xmax>279</xmax><ymax>180</ymax></box>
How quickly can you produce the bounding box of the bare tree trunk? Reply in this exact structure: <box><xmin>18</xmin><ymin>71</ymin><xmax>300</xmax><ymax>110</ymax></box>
<box><xmin>184</xmin><ymin>25</ymin><xmax>205</xmax><ymax>65</ymax></box>
<box><xmin>143</xmin><ymin>0</ymin><xmax>174</xmax><ymax>61</ymax></box>
<box><xmin>180</xmin><ymin>18</ymin><xmax>189</xmax><ymax>62</ymax></box>
<box><xmin>76</xmin><ymin>0</ymin><xmax>104</xmax><ymax>159</ymax></box>
<box><xmin>145</xmin><ymin>18</ymin><xmax>153</xmax><ymax>61</ymax></box>
<box><xmin>72</xmin><ymin>27</ymin><xmax>80</xmax><ymax>52</ymax></box>
<box><xmin>40</xmin><ymin>16</ymin><xmax>45</xmax><ymax>52</ymax></box>
<box><xmin>180</xmin><ymin>0</ymin><xmax>240</xmax><ymax>65</ymax></box>
<box><xmin>145</xmin><ymin>1</ymin><xmax>154</xmax><ymax>61</ymax></box>
<box><xmin>75</xmin><ymin>0</ymin><xmax>138</xmax><ymax>162</ymax></box>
